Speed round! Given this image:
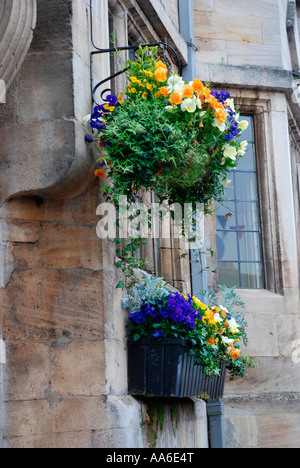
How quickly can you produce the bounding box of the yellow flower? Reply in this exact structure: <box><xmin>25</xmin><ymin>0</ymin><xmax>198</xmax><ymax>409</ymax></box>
<box><xmin>144</xmin><ymin>70</ymin><xmax>154</xmax><ymax>77</ymax></box>
<box><xmin>142</xmin><ymin>91</ymin><xmax>148</xmax><ymax>100</ymax></box>
<box><xmin>130</xmin><ymin>77</ymin><xmax>142</xmax><ymax>86</ymax></box>
<box><xmin>192</xmin><ymin>296</ymin><xmax>207</xmax><ymax>310</ymax></box>
<box><xmin>118</xmin><ymin>94</ymin><xmax>125</xmax><ymax>105</ymax></box>
<box><xmin>146</xmin><ymin>83</ymin><xmax>154</xmax><ymax>91</ymax></box>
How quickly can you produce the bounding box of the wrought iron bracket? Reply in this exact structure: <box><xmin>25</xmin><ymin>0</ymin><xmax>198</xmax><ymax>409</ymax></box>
<box><xmin>89</xmin><ymin>0</ymin><xmax>181</xmax><ymax>108</ymax></box>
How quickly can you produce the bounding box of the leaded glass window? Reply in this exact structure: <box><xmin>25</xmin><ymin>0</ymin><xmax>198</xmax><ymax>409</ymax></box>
<box><xmin>216</xmin><ymin>116</ymin><xmax>264</xmax><ymax>289</ymax></box>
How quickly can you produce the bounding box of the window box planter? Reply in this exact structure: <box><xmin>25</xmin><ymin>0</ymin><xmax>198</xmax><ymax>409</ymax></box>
<box><xmin>128</xmin><ymin>337</ymin><xmax>226</xmax><ymax>399</ymax></box>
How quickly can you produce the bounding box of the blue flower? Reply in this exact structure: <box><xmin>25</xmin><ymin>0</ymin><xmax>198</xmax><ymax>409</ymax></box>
<box><xmin>90</xmin><ymin>119</ymin><xmax>106</xmax><ymax>131</ymax></box>
<box><xmin>129</xmin><ymin>311</ymin><xmax>147</xmax><ymax>324</ymax></box>
<box><xmin>152</xmin><ymin>329</ymin><xmax>164</xmax><ymax>339</ymax></box>
<box><xmin>106</xmin><ymin>94</ymin><xmax>119</xmax><ymax>106</ymax></box>
<box><xmin>211</xmin><ymin>90</ymin><xmax>230</xmax><ymax>103</ymax></box>
<box><xmin>85</xmin><ymin>135</ymin><xmax>94</xmax><ymax>143</ymax></box>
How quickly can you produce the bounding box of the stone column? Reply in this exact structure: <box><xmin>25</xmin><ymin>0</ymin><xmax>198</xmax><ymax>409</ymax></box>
<box><xmin>0</xmin><ymin>0</ymin><xmax>37</xmax><ymax>92</ymax></box>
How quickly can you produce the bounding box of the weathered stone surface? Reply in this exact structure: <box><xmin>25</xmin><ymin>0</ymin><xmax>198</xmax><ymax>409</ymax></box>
<box><xmin>2</xmin><ymin>270</ymin><xmax>104</xmax><ymax>342</ymax></box>
<box><xmin>41</xmin><ymin>224</ymin><xmax>101</xmax><ymax>271</ymax></box>
<box><xmin>224</xmin><ymin>394</ymin><xmax>300</xmax><ymax>448</ymax></box>
<box><xmin>7</xmin><ymin>431</ymin><xmax>92</xmax><ymax>449</ymax></box>
<box><xmin>4</xmin><ymin>396</ymin><xmax>109</xmax><ymax>438</ymax></box>
<box><xmin>50</xmin><ymin>340</ymin><xmax>106</xmax><ymax>396</ymax></box>
<box><xmin>5</xmin><ymin>343</ymin><xmax>50</xmax><ymax>401</ymax></box>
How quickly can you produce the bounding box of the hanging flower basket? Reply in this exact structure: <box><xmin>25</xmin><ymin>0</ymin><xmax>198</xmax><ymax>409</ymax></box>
<box><xmin>128</xmin><ymin>337</ymin><xmax>226</xmax><ymax>399</ymax></box>
<box><xmin>84</xmin><ymin>46</ymin><xmax>249</xmax><ymax>209</ymax></box>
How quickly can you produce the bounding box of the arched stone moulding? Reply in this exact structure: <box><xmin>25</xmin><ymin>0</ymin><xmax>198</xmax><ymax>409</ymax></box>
<box><xmin>0</xmin><ymin>0</ymin><xmax>37</xmax><ymax>91</ymax></box>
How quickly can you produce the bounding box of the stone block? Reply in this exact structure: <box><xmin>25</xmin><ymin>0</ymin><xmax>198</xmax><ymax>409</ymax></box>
<box><xmin>214</xmin><ymin>0</ymin><xmax>280</xmax><ymax>19</ymax></box>
<box><xmin>240</xmin><ymin>313</ymin><xmax>279</xmax><ymax>357</ymax></box>
<box><xmin>225</xmin><ymin>357</ymin><xmax>300</xmax><ymax>396</ymax></box>
<box><xmin>17</xmin><ymin>51</ymin><xmax>74</xmax><ymax>123</ymax></box>
<box><xmin>4</xmin><ymin>400</ymin><xmax>55</xmax><ymax>438</ymax></box>
<box><xmin>194</xmin><ymin>11</ymin><xmax>263</xmax><ymax>44</ymax></box>
<box><xmin>0</xmin><ymin>220</ymin><xmax>40</xmax><ymax>243</ymax></box>
<box><xmin>41</xmin><ymin>223</ymin><xmax>101</xmax><ymax>271</ymax></box>
<box><xmin>194</xmin><ymin>0</ymin><xmax>214</xmax><ymax>12</ymax></box>
<box><xmin>50</xmin><ymin>340</ymin><xmax>106</xmax><ymax>396</ymax></box>
<box><xmin>224</xmin><ymin>394</ymin><xmax>300</xmax><ymax>448</ymax></box>
<box><xmin>30</xmin><ymin>0</ymin><xmax>72</xmax><ymax>53</ymax></box>
<box><xmin>4</xmin><ymin>396</ymin><xmax>108</xmax><ymax>438</ymax></box>
<box><xmin>226</xmin><ymin>42</ymin><xmax>283</xmax><ymax>69</ymax></box>
<box><xmin>6</xmin><ymin>431</ymin><xmax>92</xmax><ymax>449</ymax></box>
<box><xmin>5</xmin><ymin>343</ymin><xmax>50</xmax><ymax>401</ymax></box>
<box><xmin>12</xmin><ymin>242</ymin><xmax>40</xmax><ymax>271</ymax></box>
<box><xmin>195</xmin><ymin>38</ymin><xmax>227</xmax><ymax>65</ymax></box>
<box><xmin>2</xmin><ymin>270</ymin><xmax>104</xmax><ymax>342</ymax></box>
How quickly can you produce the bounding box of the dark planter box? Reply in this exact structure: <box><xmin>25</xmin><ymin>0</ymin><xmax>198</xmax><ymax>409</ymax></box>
<box><xmin>128</xmin><ymin>337</ymin><xmax>226</xmax><ymax>399</ymax></box>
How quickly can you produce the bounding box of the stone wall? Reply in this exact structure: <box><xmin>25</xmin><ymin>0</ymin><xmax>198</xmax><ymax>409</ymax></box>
<box><xmin>0</xmin><ymin>0</ymin><xmax>209</xmax><ymax>449</ymax></box>
<box><xmin>194</xmin><ymin>0</ymin><xmax>291</xmax><ymax>70</ymax></box>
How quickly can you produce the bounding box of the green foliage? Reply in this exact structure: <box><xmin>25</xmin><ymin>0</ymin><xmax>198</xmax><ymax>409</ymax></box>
<box><xmin>90</xmin><ymin>46</ymin><xmax>248</xmax><ymax>210</ymax></box>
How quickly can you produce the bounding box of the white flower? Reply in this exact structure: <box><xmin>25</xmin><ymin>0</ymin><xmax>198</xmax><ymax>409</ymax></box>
<box><xmin>181</xmin><ymin>98</ymin><xmax>197</xmax><ymax>113</ymax></box>
<box><xmin>223</xmin><ymin>145</ymin><xmax>237</xmax><ymax>161</ymax></box>
<box><xmin>239</xmin><ymin>120</ymin><xmax>249</xmax><ymax>131</ymax></box>
<box><xmin>168</xmin><ymin>75</ymin><xmax>184</xmax><ymax>87</ymax></box>
<box><xmin>195</xmin><ymin>96</ymin><xmax>202</xmax><ymax>110</ymax></box>
<box><xmin>221</xmin><ymin>336</ymin><xmax>234</xmax><ymax>345</ymax></box>
<box><xmin>240</xmin><ymin>140</ymin><xmax>248</xmax><ymax>150</ymax></box>
<box><xmin>167</xmin><ymin>75</ymin><xmax>184</xmax><ymax>95</ymax></box>
<box><xmin>214</xmin><ymin>313</ymin><xmax>222</xmax><ymax>323</ymax></box>
<box><xmin>212</xmin><ymin>118</ymin><xmax>226</xmax><ymax>132</ymax></box>
<box><xmin>226</xmin><ymin>98</ymin><xmax>235</xmax><ymax>112</ymax></box>
<box><xmin>228</xmin><ymin>317</ymin><xmax>240</xmax><ymax>334</ymax></box>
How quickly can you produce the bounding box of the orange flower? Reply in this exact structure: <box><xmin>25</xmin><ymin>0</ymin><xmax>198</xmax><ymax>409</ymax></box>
<box><xmin>155</xmin><ymin>60</ymin><xmax>168</xmax><ymax>71</ymax></box>
<box><xmin>192</xmin><ymin>78</ymin><xmax>204</xmax><ymax>93</ymax></box>
<box><xmin>182</xmin><ymin>84</ymin><xmax>194</xmax><ymax>99</ymax></box>
<box><xmin>94</xmin><ymin>169</ymin><xmax>106</xmax><ymax>179</ymax></box>
<box><xmin>169</xmin><ymin>92</ymin><xmax>182</xmax><ymax>105</ymax></box>
<box><xmin>207</xmin><ymin>338</ymin><xmax>216</xmax><ymax>346</ymax></box>
<box><xmin>215</xmin><ymin>107</ymin><xmax>227</xmax><ymax>122</ymax></box>
<box><xmin>230</xmin><ymin>347</ymin><xmax>240</xmax><ymax>360</ymax></box>
<box><xmin>203</xmin><ymin>87</ymin><xmax>212</xmax><ymax>103</ymax></box>
<box><xmin>159</xmin><ymin>86</ymin><xmax>169</xmax><ymax>97</ymax></box>
<box><xmin>154</xmin><ymin>67</ymin><xmax>168</xmax><ymax>83</ymax></box>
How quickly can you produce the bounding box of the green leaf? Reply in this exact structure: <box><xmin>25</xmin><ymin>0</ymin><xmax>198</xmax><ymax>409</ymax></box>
<box><xmin>116</xmin><ymin>281</ymin><xmax>125</xmax><ymax>289</ymax></box>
